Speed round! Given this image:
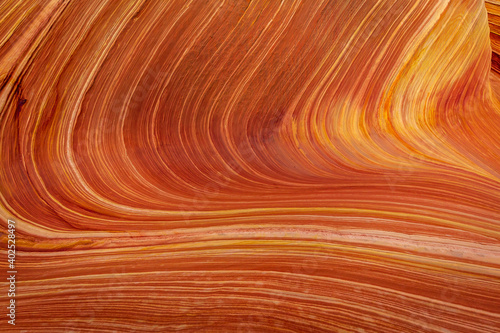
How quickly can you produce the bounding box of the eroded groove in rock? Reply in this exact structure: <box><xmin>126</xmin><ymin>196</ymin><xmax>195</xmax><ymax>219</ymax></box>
<box><xmin>1</xmin><ymin>0</ymin><xmax>500</xmax><ymax>332</ymax></box>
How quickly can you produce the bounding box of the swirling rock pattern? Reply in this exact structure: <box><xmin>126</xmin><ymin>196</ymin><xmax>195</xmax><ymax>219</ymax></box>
<box><xmin>1</xmin><ymin>0</ymin><xmax>500</xmax><ymax>332</ymax></box>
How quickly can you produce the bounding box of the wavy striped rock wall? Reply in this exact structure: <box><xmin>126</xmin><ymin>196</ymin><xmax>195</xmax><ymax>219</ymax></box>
<box><xmin>1</xmin><ymin>0</ymin><xmax>500</xmax><ymax>332</ymax></box>
<box><xmin>486</xmin><ymin>0</ymin><xmax>500</xmax><ymax>72</ymax></box>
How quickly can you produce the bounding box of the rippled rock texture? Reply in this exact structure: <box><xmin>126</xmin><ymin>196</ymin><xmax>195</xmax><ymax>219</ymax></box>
<box><xmin>1</xmin><ymin>0</ymin><xmax>500</xmax><ymax>331</ymax></box>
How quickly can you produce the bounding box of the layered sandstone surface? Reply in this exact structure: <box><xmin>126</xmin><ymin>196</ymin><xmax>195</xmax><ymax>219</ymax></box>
<box><xmin>1</xmin><ymin>0</ymin><xmax>500</xmax><ymax>332</ymax></box>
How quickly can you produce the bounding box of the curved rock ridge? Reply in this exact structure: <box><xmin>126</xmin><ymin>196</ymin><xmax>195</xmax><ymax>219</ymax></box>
<box><xmin>1</xmin><ymin>0</ymin><xmax>500</xmax><ymax>332</ymax></box>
